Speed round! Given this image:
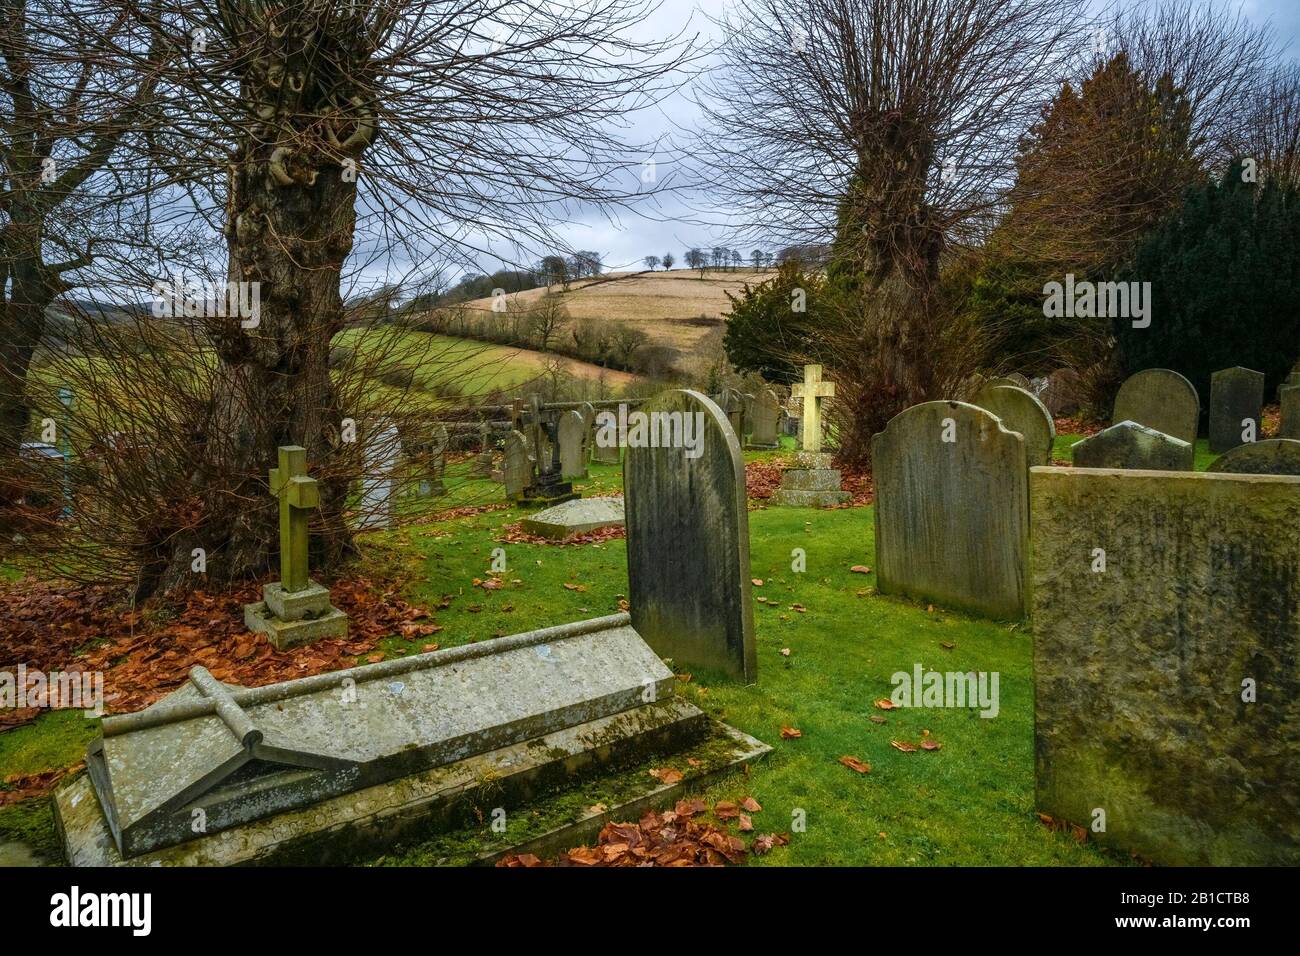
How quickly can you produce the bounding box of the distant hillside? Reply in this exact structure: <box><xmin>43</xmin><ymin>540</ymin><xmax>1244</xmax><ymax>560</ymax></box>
<box><xmin>456</xmin><ymin>268</ymin><xmax>774</xmax><ymax>370</ymax></box>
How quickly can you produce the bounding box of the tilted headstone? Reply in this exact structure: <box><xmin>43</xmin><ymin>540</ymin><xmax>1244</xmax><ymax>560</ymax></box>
<box><xmin>1208</xmin><ymin>438</ymin><xmax>1300</xmax><ymax>475</ymax></box>
<box><xmin>1281</xmin><ymin>385</ymin><xmax>1300</xmax><ymax>440</ymax></box>
<box><xmin>624</xmin><ymin>389</ymin><xmax>757</xmax><ymax>682</ymax></box>
<box><xmin>1112</xmin><ymin>368</ymin><xmax>1199</xmax><ymax>445</ymax></box>
<box><xmin>791</xmin><ymin>364</ymin><xmax>836</xmax><ymax>453</ymax></box>
<box><xmin>557</xmin><ymin>409</ymin><xmax>589</xmax><ymax>479</ymax></box>
<box><xmin>872</xmin><ymin>401</ymin><xmax>1028</xmax><ymax>619</ymax></box>
<box><xmin>1031</xmin><ymin>466</ymin><xmax>1300</xmax><ymax>865</ymax></box>
<box><xmin>357</xmin><ymin>422</ymin><xmax>401</xmax><ymax>530</ymax></box>
<box><xmin>972</xmin><ymin>384</ymin><xmax>1056</xmax><ymax>466</ymax></box>
<box><xmin>244</xmin><ymin>446</ymin><xmax>348</xmax><ymax>649</ymax></box>
<box><xmin>1071</xmin><ymin>420</ymin><xmax>1193</xmax><ymax>471</ymax></box>
<box><xmin>1208</xmin><ymin>366</ymin><xmax>1264</xmax><ymax>453</ymax></box>
<box><xmin>501</xmin><ymin>429</ymin><xmax>533</xmax><ymax>500</ymax></box>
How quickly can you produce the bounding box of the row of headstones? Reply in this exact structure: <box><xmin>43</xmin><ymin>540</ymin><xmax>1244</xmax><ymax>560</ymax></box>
<box><xmin>871</xmin><ymin>389</ymin><xmax>1300</xmax><ymax>863</ymax></box>
<box><xmin>1074</xmin><ymin>366</ymin><xmax>1300</xmax><ymax>473</ymax></box>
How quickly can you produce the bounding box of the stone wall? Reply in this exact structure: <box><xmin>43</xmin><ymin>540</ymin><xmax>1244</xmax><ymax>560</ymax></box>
<box><xmin>1030</xmin><ymin>466</ymin><xmax>1300</xmax><ymax>865</ymax></box>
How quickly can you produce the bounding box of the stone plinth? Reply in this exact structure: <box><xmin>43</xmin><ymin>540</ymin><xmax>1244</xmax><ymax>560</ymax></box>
<box><xmin>244</xmin><ymin>579</ymin><xmax>348</xmax><ymax>651</ymax></box>
<box><xmin>769</xmin><ymin>452</ymin><xmax>850</xmax><ymax>507</ymax></box>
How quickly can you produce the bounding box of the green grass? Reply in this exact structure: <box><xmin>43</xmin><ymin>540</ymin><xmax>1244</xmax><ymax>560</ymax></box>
<box><xmin>0</xmin><ymin>451</ymin><xmax>1127</xmax><ymax>866</ymax></box>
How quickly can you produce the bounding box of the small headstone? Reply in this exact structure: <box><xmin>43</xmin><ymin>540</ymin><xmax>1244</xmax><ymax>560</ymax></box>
<box><xmin>746</xmin><ymin>389</ymin><xmax>781</xmax><ymax>449</ymax></box>
<box><xmin>501</xmin><ymin>430</ymin><xmax>533</xmax><ymax>500</ymax></box>
<box><xmin>1209</xmin><ymin>438</ymin><xmax>1300</xmax><ymax>475</ymax></box>
<box><xmin>557</xmin><ymin>409</ymin><xmax>589</xmax><ymax>479</ymax></box>
<box><xmin>872</xmin><ymin>401</ymin><xmax>1028</xmax><ymax>619</ymax></box>
<box><xmin>578</xmin><ymin>402</ymin><xmax>597</xmax><ymax>463</ymax></box>
<box><xmin>1282</xmin><ymin>385</ymin><xmax>1300</xmax><ymax>440</ymax></box>
<box><xmin>591</xmin><ymin>406</ymin><xmax>621</xmax><ymax>463</ymax></box>
<box><xmin>1112</xmin><ymin>369</ymin><xmax>1199</xmax><ymax>445</ymax></box>
<box><xmin>713</xmin><ymin>388</ymin><xmax>745</xmax><ymax>440</ymax></box>
<box><xmin>624</xmin><ymin>389</ymin><xmax>757</xmax><ymax>682</ymax></box>
<box><xmin>243</xmin><ymin>446</ymin><xmax>348</xmax><ymax>649</ymax></box>
<box><xmin>1208</xmin><ymin>366</ymin><xmax>1264</xmax><ymax>453</ymax></box>
<box><xmin>972</xmin><ymin>384</ymin><xmax>1056</xmax><ymax>466</ymax></box>
<box><xmin>519</xmin><ymin>496</ymin><xmax>624</xmax><ymax>540</ymax></box>
<box><xmin>471</xmin><ymin>422</ymin><xmax>494</xmax><ymax>477</ymax></box>
<box><xmin>357</xmin><ymin>423</ymin><xmax>401</xmax><ymax>530</ymax></box>
<box><xmin>791</xmin><ymin>364</ymin><xmax>836</xmax><ymax>453</ymax></box>
<box><xmin>422</xmin><ymin>423</ymin><xmax>449</xmax><ymax>495</ymax></box>
<box><xmin>1071</xmin><ymin>420</ymin><xmax>1193</xmax><ymax>471</ymax></box>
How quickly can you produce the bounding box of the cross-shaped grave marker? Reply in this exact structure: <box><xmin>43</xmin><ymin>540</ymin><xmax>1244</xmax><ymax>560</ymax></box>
<box><xmin>791</xmin><ymin>364</ymin><xmax>835</xmax><ymax>453</ymax></box>
<box><xmin>269</xmin><ymin>445</ymin><xmax>319</xmax><ymax>593</ymax></box>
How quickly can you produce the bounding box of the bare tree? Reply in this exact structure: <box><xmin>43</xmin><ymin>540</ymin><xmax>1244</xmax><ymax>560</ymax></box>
<box><xmin>100</xmin><ymin>0</ymin><xmax>689</xmax><ymax>594</ymax></box>
<box><xmin>1239</xmin><ymin>62</ymin><xmax>1300</xmax><ymax>187</ymax></box>
<box><xmin>644</xmin><ymin>254</ymin><xmax>660</xmax><ymax>271</ymax></box>
<box><xmin>661</xmin><ymin>252</ymin><xmax>675</xmax><ymax>270</ymax></box>
<box><xmin>0</xmin><ymin>0</ymin><xmax>170</xmax><ymax>505</ymax></box>
<box><xmin>526</xmin><ymin>291</ymin><xmax>570</xmax><ymax>353</ymax></box>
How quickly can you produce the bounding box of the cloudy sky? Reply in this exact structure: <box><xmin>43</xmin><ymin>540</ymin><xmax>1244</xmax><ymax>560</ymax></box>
<box><xmin>477</xmin><ymin>0</ymin><xmax>1299</xmax><ymax>280</ymax></box>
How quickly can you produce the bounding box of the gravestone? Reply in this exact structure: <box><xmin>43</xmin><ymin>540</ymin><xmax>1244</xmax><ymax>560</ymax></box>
<box><xmin>1208</xmin><ymin>438</ymin><xmax>1300</xmax><ymax>475</ymax></box>
<box><xmin>624</xmin><ymin>389</ymin><xmax>757</xmax><ymax>682</ymax></box>
<box><xmin>1281</xmin><ymin>385</ymin><xmax>1300</xmax><ymax>440</ymax></box>
<box><xmin>713</xmin><ymin>388</ymin><xmax>746</xmax><ymax>441</ymax></box>
<box><xmin>471</xmin><ymin>422</ymin><xmax>494</xmax><ymax>478</ymax></box>
<box><xmin>421</xmin><ymin>423</ymin><xmax>449</xmax><ymax>495</ymax></box>
<box><xmin>357</xmin><ymin>422</ymin><xmax>401</xmax><ymax>530</ymax></box>
<box><xmin>872</xmin><ymin>401</ymin><xmax>1028</xmax><ymax>619</ymax></box>
<box><xmin>791</xmin><ymin>364</ymin><xmax>835</xmax><ymax>452</ymax></box>
<box><xmin>578</xmin><ymin>402</ymin><xmax>596</xmax><ymax>464</ymax></box>
<box><xmin>1208</xmin><ymin>366</ymin><xmax>1264</xmax><ymax>453</ymax></box>
<box><xmin>982</xmin><ymin>375</ymin><xmax>1021</xmax><ymax>391</ymax></box>
<box><xmin>1071</xmin><ymin>420</ymin><xmax>1193</xmax><ymax>471</ymax></box>
<box><xmin>501</xmin><ymin>430</ymin><xmax>532</xmax><ymax>500</ymax></box>
<box><xmin>244</xmin><ymin>446</ymin><xmax>348</xmax><ymax>649</ymax></box>
<box><xmin>972</xmin><ymin>384</ymin><xmax>1056</xmax><ymax>466</ymax></box>
<box><xmin>1005</xmin><ymin>372</ymin><xmax>1030</xmax><ymax>389</ymax></box>
<box><xmin>1112</xmin><ymin>369</ymin><xmax>1199</xmax><ymax>445</ymax></box>
<box><xmin>517</xmin><ymin>394</ymin><xmax>578</xmax><ymax>506</ymax></box>
<box><xmin>519</xmin><ymin>496</ymin><xmax>625</xmax><ymax>540</ymax></box>
<box><xmin>746</xmin><ymin>389</ymin><xmax>781</xmax><ymax>449</ymax></box>
<box><xmin>1031</xmin><ymin>467</ymin><xmax>1300</xmax><ymax>865</ymax></box>
<box><xmin>557</xmin><ymin>410</ymin><xmax>589</xmax><ymax>479</ymax></box>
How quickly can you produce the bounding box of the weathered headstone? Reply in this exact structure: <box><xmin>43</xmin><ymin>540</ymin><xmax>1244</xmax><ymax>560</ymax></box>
<box><xmin>519</xmin><ymin>496</ymin><xmax>625</xmax><ymax>540</ymax></box>
<box><xmin>972</xmin><ymin>384</ymin><xmax>1056</xmax><ymax>466</ymax></box>
<box><xmin>872</xmin><ymin>401</ymin><xmax>1028</xmax><ymax>619</ymax></box>
<box><xmin>557</xmin><ymin>409</ymin><xmax>589</xmax><ymax>479</ymax></box>
<box><xmin>473</xmin><ymin>422</ymin><xmax>496</xmax><ymax>477</ymax></box>
<box><xmin>1112</xmin><ymin>368</ymin><xmax>1199</xmax><ymax>445</ymax></box>
<box><xmin>1071</xmin><ymin>420</ymin><xmax>1193</xmax><ymax>471</ymax></box>
<box><xmin>501</xmin><ymin>429</ymin><xmax>532</xmax><ymax>500</ymax></box>
<box><xmin>1281</xmin><ymin>385</ymin><xmax>1300</xmax><ymax>440</ymax></box>
<box><xmin>624</xmin><ymin>390</ymin><xmax>757</xmax><ymax>682</ymax></box>
<box><xmin>420</xmin><ymin>423</ymin><xmax>449</xmax><ymax>495</ymax></box>
<box><xmin>244</xmin><ymin>446</ymin><xmax>348</xmax><ymax>649</ymax></box>
<box><xmin>1208</xmin><ymin>366</ymin><xmax>1264</xmax><ymax>453</ymax></box>
<box><xmin>1040</xmin><ymin>367</ymin><xmax>1083</xmax><ymax>416</ymax></box>
<box><xmin>746</xmin><ymin>389</ymin><xmax>781</xmax><ymax>449</ymax></box>
<box><xmin>713</xmin><ymin>387</ymin><xmax>745</xmax><ymax>441</ymax></box>
<box><xmin>1208</xmin><ymin>438</ymin><xmax>1300</xmax><ymax>475</ymax></box>
<box><xmin>791</xmin><ymin>364</ymin><xmax>835</xmax><ymax>453</ymax></box>
<box><xmin>1031</xmin><ymin>467</ymin><xmax>1300</xmax><ymax>865</ymax></box>
<box><xmin>1005</xmin><ymin>372</ymin><xmax>1030</xmax><ymax>389</ymax></box>
<box><xmin>578</xmin><ymin>401</ymin><xmax>597</xmax><ymax>463</ymax></box>
<box><xmin>357</xmin><ymin>423</ymin><xmax>401</xmax><ymax>530</ymax></box>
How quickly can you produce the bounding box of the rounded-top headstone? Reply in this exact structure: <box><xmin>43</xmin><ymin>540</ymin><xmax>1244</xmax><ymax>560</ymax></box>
<box><xmin>1208</xmin><ymin>438</ymin><xmax>1300</xmax><ymax>475</ymax></box>
<box><xmin>624</xmin><ymin>389</ymin><xmax>757</xmax><ymax>682</ymax></box>
<box><xmin>1071</xmin><ymin>420</ymin><xmax>1193</xmax><ymax>471</ymax></box>
<box><xmin>872</xmin><ymin>400</ymin><xmax>1028</xmax><ymax>619</ymax></box>
<box><xmin>1112</xmin><ymin>369</ymin><xmax>1199</xmax><ymax>445</ymax></box>
<box><xmin>972</xmin><ymin>384</ymin><xmax>1056</xmax><ymax>466</ymax></box>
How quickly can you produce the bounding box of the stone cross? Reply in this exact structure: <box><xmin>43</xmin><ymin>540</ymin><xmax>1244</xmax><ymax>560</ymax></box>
<box><xmin>269</xmin><ymin>445</ymin><xmax>319</xmax><ymax>593</ymax></box>
<box><xmin>791</xmin><ymin>364</ymin><xmax>835</xmax><ymax>453</ymax></box>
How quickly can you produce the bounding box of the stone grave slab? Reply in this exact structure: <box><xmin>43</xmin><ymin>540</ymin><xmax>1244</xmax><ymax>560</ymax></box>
<box><xmin>624</xmin><ymin>389</ymin><xmax>757</xmax><ymax>682</ymax></box>
<box><xmin>972</xmin><ymin>384</ymin><xmax>1056</xmax><ymax>466</ymax></box>
<box><xmin>1112</xmin><ymin>368</ymin><xmax>1199</xmax><ymax>445</ymax></box>
<box><xmin>873</xmin><ymin>401</ymin><xmax>1028</xmax><ymax>619</ymax></box>
<box><xmin>1031</xmin><ymin>467</ymin><xmax>1300</xmax><ymax>865</ymax></box>
<box><xmin>65</xmin><ymin>614</ymin><xmax>708</xmax><ymax>862</ymax></box>
<box><xmin>1208</xmin><ymin>366</ymin><xmax>1264</xmax><ymax>453</ymax></box>
<box><xmin>519</xmin><ymin>496</ymin><xmax>625</xmax><ymax>540</ymax></box>
<box><xmin>1071</xmin><ymin>420</ymin><xmax>1193</xmax><ymax>471</ymax></box>
<box><xmin>1208</xmin><ymin>438</ymin><xmax>1300</xmax><ymax>475</ymax></box>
